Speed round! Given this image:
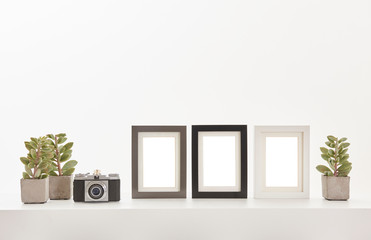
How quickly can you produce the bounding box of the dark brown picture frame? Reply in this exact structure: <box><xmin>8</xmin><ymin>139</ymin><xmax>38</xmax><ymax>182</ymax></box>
<box><xmin>192</xmin><ymin>125</ymin><xmax>247</xmax><ymax>198</ymax></box>
<box><xmin>132</xmin><ymin>126</ymin><xmax>187</xmax><ymax>198</ymax></box>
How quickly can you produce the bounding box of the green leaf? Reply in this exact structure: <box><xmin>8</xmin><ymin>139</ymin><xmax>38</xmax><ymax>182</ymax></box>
<box><xmin>25</xmin><ymin>166</ymin><xmax>32</xmax><ymax>176</ymax></box>
<box><xmin>339</xmin><ymin>160</ymin><xmax>350</xmax><ymax>167</ymax></box>
<box><xmin>27</xmin><ymin>153</ymin><xmax>36</xmax><ymax>162</ymax></box>
<box><xmin>62</xmin><ymin>150</ymin><xmax>72</xmax><ymax>156</ymax></box>
<box><xmin>27</xmin><ymin>162</ymin><xmax>35</xmax><ymax>169</ymax></box>
<box><xmin>338</xmin><ymin>161</ymin><xmax>352</xmax><ymax>171</ymax></box>
<box><xmin>63</xmin><ymin>168</ymin><xmax>75</xmax><ymax>176</ymax></box>
<box><xmin>47</xmin><ymin>163</ymin><xmax>57</xmax><ymax>172</ymax></box>
<box><xmin>58</xmin><ymin>145</ymin><xmax>63</xmax><ymax>152</ymax></box>
<box><xmin>34</xmin><ymin>169</ymin><xmax>41</xmax><ymax>178</ymax></box>
<box><xmin>63</xmin><ymin>142</ymin><xmax>74</xmax><ymax>152</ymax></box>
<box><xmin>24</xmin><ymin>142</ymin><xmax>33</xmax><ymax>150</ymax></box>
<box><xmin>44</xmin><ymin>152</ymin><xmax>54</xmax><ymax>160</ymax></box>
<box><xmin>56</xmin><ymin>133</ymin><xmax>66</xmax><ymax>138</ymax></box>
<box><xmin>324</xmin><ymin>171</ymin><xmax>334</xmax><ymax>176</ymax></box>
<box><xmin>40</xmin><ymin>174</ymin><xmax>48</xmax><ymax>179</ymax></box>
<box><xmin>316</xmin><ymin>165</ymin><xmax>332</xmax><ymax>174</ymax></box>
<box><xmin>22</xmin><ymin>172</ymin><xmax>31</xmax><ymax>179</ymax></box>
<box><xmin>30</xmin><ymin>149</ymin><xmax>36</xmax><ymax>159</ymax></box>
<box><xmin>338</xmin><ymin>165</ymin><xmax>352</xmax><ymax>177</ymax></box>
<box><xmin>340</xmin><ymin>142</ymin><xmax>350</xmax><ymax>148</ymax></box>
<box><xmin>328</xmin><ymin>149</ymin><xmax>335</xmax><ymax>156</ymax></box>
<box><xmin>49</xmin><ymin>171</ymin><xmax>58</xmax><ymax>176</ymax></box>
<box><xmin>338</xmin><ymin>166</ymin><xmax>352</xmax><ymax>177</ymax></box>
<box><xmin>58</xmin><ymin>137</ymin><xmax>67</xmax><ymax>144</ymax></box>
<box><xmin>338</xmin><ymin>162</ymin><xmax>352</xmax><ymax>176</ymax></box>
<box><xmin>325</xmin><ymin>141</ymin><xmax>335</xmax><ymax>148</ymax></box>
<box><xmin>321</xmin><ymin>154</ymin><xmax>330</xmax><ymax>161</ymax></box>
<box><xmin>60</xmin><ymin>153</ymin><xmax>71</xmax><ymax>162</ymax></box>
<box><xmin>327</xmin><ymin>135</ymin><xmax>337</xmax><ymax>142</ymax></box>
<box><xmin>38</xmin><ymin>161</ymin><xmax>49</xmax><ymax>169</ymax></box>
<box><xmin>320</xmin><ymin>147</ymin><xmax>328</xmax><ymax>154</ymax></box>
<box><xmin>339</xmin><ymin>137</ymin><xmax>348</xmax><ymax>143</ymax></box>
<box><xmin>339</xmin><ymin>154</ymin><xmax>350</xmax><ymax>164</ymax></box>
<box><xmin>339</xmin><ymin>148</ymin><xmax>348</xmax><ymax>155</ymax></box>
<box><xmin>29</xmin><ymin>141</ymin><xmax>37</xmax><ymax>149</ymax></box>
<box><xmin>30</xmin><ymin>137</ymin><xmax>38</xmax><ymax>144</ymax></box>
<box><xmin>62</xmin><ymin>160</ymin><xmax>78</xmax><ymax>171</ymax></box>
<box><xmin>46</xmin><ymin>134</ymin><xmax>55</xmax><ymax>139</ymax></box>
<box><xmin>41</xmin><ymin>148</ymin><xmax>52</xmax><ymax>153</ymax></box>
<box><xmin>338</xmin><ymin>145</ymin><xmax>343</xmax><ymax>152</ymax></box>
<box><xmin>20</xmin><ymin>157</ymin><xmax>29</xmax><ymax>165</ymax></box>
<box><xmin>47</xmin><ymin>139</ymin><xmax>55</xmax><ymax>146</ymax></box>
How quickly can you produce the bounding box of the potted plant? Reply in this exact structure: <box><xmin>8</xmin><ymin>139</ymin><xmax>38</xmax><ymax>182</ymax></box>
<box><xmin>316</xmin><ymin>135</ymin><xmax>352</xmax><ymax>200</ymax></box>
<box><xmin>47</xmin><ymin>133</ymin><xmax>77</xmax><ymax>200</ymax></box>
<box><xmin>20</xmin><ymin>136</ymin><xmax>53</xmax><ymax>203</ymax></box>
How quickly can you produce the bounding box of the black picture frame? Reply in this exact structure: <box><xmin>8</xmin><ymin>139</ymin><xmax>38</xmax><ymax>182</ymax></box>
<box><xmin>192</xmin><ymin>125</ymin><xmax>247</xmax><ymax>198</ymax></box>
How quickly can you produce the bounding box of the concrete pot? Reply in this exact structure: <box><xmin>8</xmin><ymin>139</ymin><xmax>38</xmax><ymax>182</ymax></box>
<box><xmin>321</xmin><ymin>175</ymin><xmax>350</xmax><ymax>201</ymax></box>
<box><xmin>49</xmin><ymin>175</ymin><xmax>72</xmax><ymax>200</ymax></box>
<box><xmin>20</xmin><ymin>178</ymin><xmax>49</xmax><ymax>204</ymax></box>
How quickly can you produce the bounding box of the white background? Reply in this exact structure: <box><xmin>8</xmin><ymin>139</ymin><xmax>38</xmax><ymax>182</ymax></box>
<box><xmin>0</xmin><ymin>0</ymin><xmax>370</xmax><ymax>200</ymax></box>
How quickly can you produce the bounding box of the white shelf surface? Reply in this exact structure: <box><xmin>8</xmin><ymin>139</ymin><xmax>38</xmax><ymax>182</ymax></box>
<box><xmin>2</xmin><ymin>194</ymin><xmax>371</xmax><ymax>240</ymax></box>
<box><xmin>1</xmin><ymin>194</ymin><xmax>371</xmax><ymax>210</ymax></box>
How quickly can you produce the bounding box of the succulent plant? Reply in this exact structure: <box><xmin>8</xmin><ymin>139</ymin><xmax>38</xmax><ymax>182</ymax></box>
<box><xmin>20</xmin><ymin>136</ymin><xmax>54</xmax><ymax>179</ymax></box>
<box><xmin>316</xmin><ymin>135</ymin><xmax>352</xmax><ymax>177</ymax></box>
<box><xmin>47</xmin><ymin>133</ymin><xmax>77</xmax><ymax>176</ymax></box>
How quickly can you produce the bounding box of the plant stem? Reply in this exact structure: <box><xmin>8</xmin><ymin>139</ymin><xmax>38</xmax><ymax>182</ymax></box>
<box><xmin>55</xmin><ymin>136</ymin><xmax>62</xmax><ymax>176</ymax></box>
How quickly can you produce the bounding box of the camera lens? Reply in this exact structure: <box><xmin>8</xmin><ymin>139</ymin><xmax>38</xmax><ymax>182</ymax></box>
<box><xmin>88</xmin><ymin>184</ymin><xmax>104</xmax><ymax>199</ymax></box>
<box><xmin>92</xmin><ymin>187</ymin><xmax>100</xmax><ymax>196</ymax></box>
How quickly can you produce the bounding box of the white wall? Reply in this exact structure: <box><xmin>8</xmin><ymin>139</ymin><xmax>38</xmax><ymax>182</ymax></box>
<box><xmin>0</xmin><ymin>0</ymin><xmax>370</xmax><ymax>199</ymax></box>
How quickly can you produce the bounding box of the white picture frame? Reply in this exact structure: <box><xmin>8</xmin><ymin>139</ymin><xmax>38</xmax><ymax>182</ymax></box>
<box><xmin>254</xmin><ymin>126</ymin><xmax>310</xmax><ymax>198</ymax></box>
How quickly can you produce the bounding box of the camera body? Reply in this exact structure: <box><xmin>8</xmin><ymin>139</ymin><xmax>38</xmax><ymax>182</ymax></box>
<box><xmin>73</xmin><ymin>171</ymin><xmax>120</xmax><ymax>202</ymax></box>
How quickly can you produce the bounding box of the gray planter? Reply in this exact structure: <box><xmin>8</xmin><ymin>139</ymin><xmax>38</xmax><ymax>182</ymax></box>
<box><xmin>49</xmin><ymin>175</ymin><xmax>72</xmax><ymax>200</ymax></box>
<box><xmin>321</xmin><ymin>175</ymin><xmax>350</xmax><ymax>201</ymax></box>
<box><xmin>20</xmin><ymin>178</ymin><xmax>49</xmax><ymax>204</ymax></box>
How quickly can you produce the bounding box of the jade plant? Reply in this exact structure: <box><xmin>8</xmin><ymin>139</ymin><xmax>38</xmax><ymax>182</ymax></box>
<box><xmin>316</xmin><ymin>135</ymin><xmax>352</xmax><ymax>177</ymax></box>
<box><xmin>20</xmin><ymin>136</ymin><xmax>54</xmax><ymax>179</ymax></box>
<box><xmin>47</xmin><ymin>133</ymin><xmax>77</xmax><ymax>176</ymax></box>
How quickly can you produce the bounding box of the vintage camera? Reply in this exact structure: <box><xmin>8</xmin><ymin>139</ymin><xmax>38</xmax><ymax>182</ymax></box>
<box><xmin>73</xmin><ymin>170</ymin><xmax>120</xmax><ymax>202</ymax></box>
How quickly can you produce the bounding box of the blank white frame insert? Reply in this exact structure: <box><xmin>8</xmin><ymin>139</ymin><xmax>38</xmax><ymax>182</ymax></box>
<box><xmin>198</xmin><ymin>131</ymin><xmax>241</xmax><ymax>192</ymax></box>
<box><xmin>254</xmin><ymin>126</ymin><xmax>310</xmax><ymax>198</ymax></box>
<box><xmin>138</xmin><ymin>132</ymin><xmax>180</xmax><ymax>192</ymax></box>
